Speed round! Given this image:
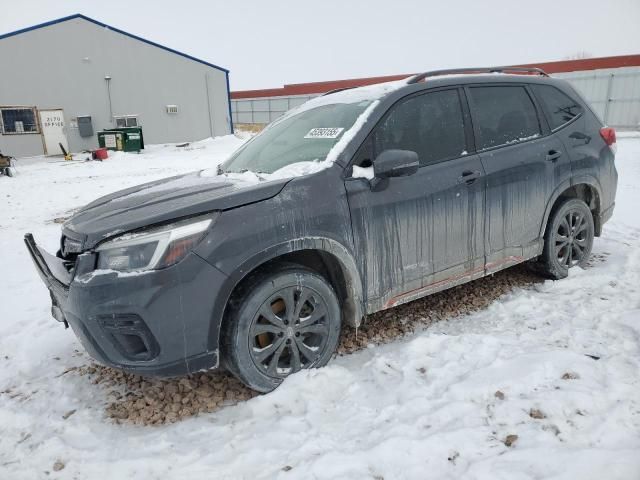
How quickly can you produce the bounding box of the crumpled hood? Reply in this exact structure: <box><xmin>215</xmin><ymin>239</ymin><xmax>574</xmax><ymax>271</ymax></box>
<box><xmin>63</xmin><ymin>171</ymin><xmax>290</xmax><ymax>249</ymax></box>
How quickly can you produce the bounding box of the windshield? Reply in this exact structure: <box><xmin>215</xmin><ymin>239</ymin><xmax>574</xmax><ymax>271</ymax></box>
<box><xmin>221</xmin><ymin>101</ymin><xmax>372</xmax><ymax>175</ymax></box>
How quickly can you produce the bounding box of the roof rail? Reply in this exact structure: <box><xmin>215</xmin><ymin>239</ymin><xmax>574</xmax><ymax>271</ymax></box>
<box><xmin>321</xmin><ymin>86</ymin><xmax>356</xmax><ymax>96</ymax></box>
<box><xmin>406</xmin><ymin>66</ymin><xmax>548</xmax><ymax>84</ymax></box>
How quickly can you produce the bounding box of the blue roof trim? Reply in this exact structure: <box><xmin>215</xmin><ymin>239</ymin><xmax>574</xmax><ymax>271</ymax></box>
<box><xmin>0</xmin><ymin>13</ymin><xmax>229</xmax><ymax>74</ymax></box>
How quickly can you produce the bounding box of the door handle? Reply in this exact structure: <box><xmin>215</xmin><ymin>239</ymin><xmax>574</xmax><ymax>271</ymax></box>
<box><xmin>457</xmin><ymin>170</ymin><xmax>482</xmax><ymax>185</ymax></box>
<box><xmin>546</xmin><ymin>150</ymin><xmax>563</xmax><ymax>162</ymax></box>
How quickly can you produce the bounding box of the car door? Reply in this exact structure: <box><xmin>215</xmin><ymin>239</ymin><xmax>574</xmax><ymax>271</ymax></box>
<box><xmin>345</xmin><ymin>88</ymin><xmax>485</xmax><ymax>311</ymax></box>
<box><xmin>466</xmin><ymin>84</ymin><xmax>571</xmax><ymax>273</ymax></box>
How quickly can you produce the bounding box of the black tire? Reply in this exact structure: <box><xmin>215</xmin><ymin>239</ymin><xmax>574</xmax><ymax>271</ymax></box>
<box><xmin>222</xmin><ymin>265</ymin><xmax>341</xmax><ymax>393</ymax></box>
<box><xmin>538</xmin><ymin>198</ymin><xmax>594</xmax><ymax>279</ymax></box>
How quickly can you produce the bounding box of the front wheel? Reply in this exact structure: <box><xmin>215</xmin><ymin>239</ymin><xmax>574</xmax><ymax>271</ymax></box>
<box><xmin>538</xmin><ymin>198</ymin><xmax>594</xmax><ymax>279</ymax></box>
<box><xmin>222</xmin><ymin>266</ymin><xmax>341</xmax><ymax>392</ymax></box>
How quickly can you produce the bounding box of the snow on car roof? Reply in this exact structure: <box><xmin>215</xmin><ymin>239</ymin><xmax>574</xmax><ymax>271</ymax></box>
<box><xmin>278</xmin><ymin>78</ymin><xmax>407</xmax><ymax>121</ymax></box>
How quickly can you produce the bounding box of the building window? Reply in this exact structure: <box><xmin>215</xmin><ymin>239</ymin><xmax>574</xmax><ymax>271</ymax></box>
<box><xmin>114</xmin><ymin>115</ymin><xmax>138</xmax><ymax>127</ymax></box>
<box><xmin>0</xmin><ymin>107</ymin><xmax>40</xmax><ymax>134</ymax></box>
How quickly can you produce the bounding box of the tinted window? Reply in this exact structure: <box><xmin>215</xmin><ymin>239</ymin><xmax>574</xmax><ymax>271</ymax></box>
<box><xmin>374</xmin><ymin>89</ymin><xmax>466</xmax><ymax>166</ymax></box>
<box><xmin>469</xmin><ymin>86</ymin><xmax>541</xmax><ymax>149</ymax></box>
<box><xmin>532</xmin><ymin>84</ymin><xmax>582</xmax><ymax>130</ymax></box>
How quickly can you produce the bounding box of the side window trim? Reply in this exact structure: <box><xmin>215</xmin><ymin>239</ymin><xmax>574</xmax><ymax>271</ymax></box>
<box><xmin>464</xmin><ymin>83</ymin><xmax>546</xmax><ymax>153</ymax></box>
<box><xmin>549</xmin><ymin>109</ymin><xmax>583</xmax><ymax>133</ymax></box>
<box><xmin>458</xmin><ymin>87</ymin><xmax>477</xmax><ymax>154</ymax></box>
<box><xmin>524</xmin><ymin>84</ymin><xmax>551</xmax><ymax>136</ymax></box>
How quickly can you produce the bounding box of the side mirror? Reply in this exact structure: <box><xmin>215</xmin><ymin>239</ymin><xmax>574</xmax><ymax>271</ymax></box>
<box><xmin>373</xmin><ymin>149</ymin><xmax>419</xmax><ymax>179</ymax></box>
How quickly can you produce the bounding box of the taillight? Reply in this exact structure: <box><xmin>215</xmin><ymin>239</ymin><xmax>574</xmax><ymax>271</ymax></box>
<box><xmin>600</xmin><ymin>127</ymin><xmax>616</xmax><ymax>147</ymax></box>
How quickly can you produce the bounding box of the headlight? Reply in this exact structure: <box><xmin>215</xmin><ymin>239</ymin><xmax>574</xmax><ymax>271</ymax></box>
<box><xmin>95</xmin><ymin>214</ymin><xmax>217</xmax><ymax>272</ymax></box>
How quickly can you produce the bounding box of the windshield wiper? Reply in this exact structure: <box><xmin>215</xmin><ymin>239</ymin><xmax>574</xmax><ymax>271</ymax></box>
<box><xmin>217</xmin><ymin>167</ymin><xmax>267</xmax><ymax>181</ymax></box>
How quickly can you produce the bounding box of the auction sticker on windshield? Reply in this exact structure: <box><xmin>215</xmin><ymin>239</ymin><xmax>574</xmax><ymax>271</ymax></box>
<box><xmin>304</xmin><ymin>127</ymin><xmax>344</xmax><ymax>139</ymax></box>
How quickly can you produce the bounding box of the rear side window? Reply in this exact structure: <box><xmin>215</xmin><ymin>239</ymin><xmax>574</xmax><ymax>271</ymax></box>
<box><xmin>531</xmin><ymin>84</ymin><xmax>582</xmax><ymax>130</ymax></box>
<box><xmin>468</xmin><ymin>86</ymin><xmax>541</xmax><ymax>150</ymax></box>
<box><xmin>374</xmin><ymin>89</ymin><xmax>466</xmax><ymax>166</ymax></box>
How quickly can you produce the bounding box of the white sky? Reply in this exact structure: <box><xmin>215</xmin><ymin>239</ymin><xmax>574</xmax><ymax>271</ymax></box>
<box><xmin>2</xmin><ymin>0</ymin><xmax>639</xmax><ymax>90</ymax></box>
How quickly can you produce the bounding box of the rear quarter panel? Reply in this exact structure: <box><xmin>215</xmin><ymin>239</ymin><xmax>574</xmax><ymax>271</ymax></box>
<box><xmin>562</xmin><ymin>84</ymin><xmax>617</xmax><ymax>211</ymax></box>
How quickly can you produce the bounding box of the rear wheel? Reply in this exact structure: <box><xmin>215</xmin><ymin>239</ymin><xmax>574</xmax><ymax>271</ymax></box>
<box><xmin>223</xmin><ymin>266</ymin><xmax>341</xmax><ymax>392</ymax></box>
<box><xmin>538</xmin><ymin>198</ymin><xmax>594</xmax><ymax>279</ymax></box>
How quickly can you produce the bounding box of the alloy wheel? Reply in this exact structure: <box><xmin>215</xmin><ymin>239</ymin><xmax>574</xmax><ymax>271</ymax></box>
<box><xmin>249</xmin><ymin>286</ymin><xmax>330</xmax><ymax>378</ymax></box>
<box><xmin>555</xmin><ymin>209</ymin><xmax>589</xmax><ymax>267</ymax></box>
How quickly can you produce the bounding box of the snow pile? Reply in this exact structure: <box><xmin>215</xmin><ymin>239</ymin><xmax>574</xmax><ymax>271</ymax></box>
<box><xmin>352</xmin><ymin>164</ymin><xmax>375</xmax><ymax>180</ymax></box>
<box><xmin>0</xmin><ymin>135</ymin><xmax>639</xmax><ymax>479</ymax></box>
<box><xmin>265</xmin><ymin>159</ymin><xmax>331</xmax><ymax>180</ymax></box>
<box><xmin>200</xmin><ymin>158</ymin><xmax>333</xmax><ymax>183</ymax></box>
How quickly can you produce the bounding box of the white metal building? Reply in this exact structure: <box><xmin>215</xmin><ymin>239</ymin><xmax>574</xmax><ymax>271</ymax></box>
<box><xmin>0</xmin><ymin>14</ymin><xmax>233</xmax><ymax>157</ymax></box>
<box><xmin>231</xmin><ymin>56</ymin><xmax>640</xmax><ymax>130</ymax></box>
<box><xmin>554</xmin><ymin>67</ymin><xmax>640</xmax><ymax>129</ymax></box>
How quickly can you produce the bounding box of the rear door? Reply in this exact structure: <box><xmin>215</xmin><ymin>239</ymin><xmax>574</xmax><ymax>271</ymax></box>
<box><xmin>466</xmin><ymin>84</ymin><xmax>570</xmax><ymax>272</ymax></box>
<box><xmin>345</xmin><ymin>88</ymin><xmax>485</xmax><ymax>310</ymax></box>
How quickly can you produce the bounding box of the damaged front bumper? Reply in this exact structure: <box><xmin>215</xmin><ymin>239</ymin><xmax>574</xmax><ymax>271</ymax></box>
<box><xmin>24</xmin><ymin>233</ymin><xmax>74</xmax><ymax>327</ymax></box>
<box><xmin>24</xmin><ymin>233</ymin><xmax>225</xmax><ymax>376</ymax></box>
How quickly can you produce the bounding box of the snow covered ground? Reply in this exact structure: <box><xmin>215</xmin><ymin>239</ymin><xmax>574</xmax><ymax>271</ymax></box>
<box><xmin>1</xmin><ymin>134</ymin><xmax>639</xmax><ymax>479</ymax></box>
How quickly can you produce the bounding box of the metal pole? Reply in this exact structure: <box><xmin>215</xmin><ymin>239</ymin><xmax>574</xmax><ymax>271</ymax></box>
<box><xmin>603</xmin><ymin>73</ymin><xmax>614</xmax><ymax>125</ymax></box>
<box><xmin>105</xmin><ymin>76</ymin><xmax>113</xmax><ymax>123</ymax></box>
<box><xmin>205</xmin><ymin>73</ymin><xmax>214</xmax><ymax>137</ymax></box>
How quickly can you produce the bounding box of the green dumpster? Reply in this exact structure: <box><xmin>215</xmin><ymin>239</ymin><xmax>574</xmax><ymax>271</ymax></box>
<box><xmin>117</xmin><ymin>126</ymin><xmax>144</xmax><ymax>152</ymax></box>
<box><xmin>97</xmin><ymin>126</ymin><xmax>144</xmax><ymax>152</ymax></box>
<box><xmin>97</xmin><ymin>130</ymin><xmax>124</xmax><ymax>152</ymax></box>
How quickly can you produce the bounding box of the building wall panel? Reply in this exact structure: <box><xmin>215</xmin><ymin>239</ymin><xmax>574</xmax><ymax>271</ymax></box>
<box><xmin>0</xmin><ymin>17</ymin><xmax>231</xmax><ymax>157</ymax></box>
<box><xmin>555</xmin><ymin>67</ymin><xmax>640</xmax><ymax>128</ymax></box>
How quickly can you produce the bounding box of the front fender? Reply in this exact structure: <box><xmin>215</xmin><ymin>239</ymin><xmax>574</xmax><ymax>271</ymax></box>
<box><xmin>203</xmin><ymin>237</ymin><xmax>365</xmax><ymax>355</ymax></box>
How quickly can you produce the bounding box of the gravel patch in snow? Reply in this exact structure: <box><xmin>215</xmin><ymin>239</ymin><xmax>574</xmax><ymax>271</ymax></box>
<box><xmin>59</xmin><ymin>265</ymin><xmax>542</xmax><ymax>426</ymax></box>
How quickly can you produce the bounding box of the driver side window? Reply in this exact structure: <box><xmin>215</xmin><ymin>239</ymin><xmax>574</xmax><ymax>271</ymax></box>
<box><xmin>373</xmin><ymin>89</ymin><xmax>467</xmax><ymax>167</ymax></box>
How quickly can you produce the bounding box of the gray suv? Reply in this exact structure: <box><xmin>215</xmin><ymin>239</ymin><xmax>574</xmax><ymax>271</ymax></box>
<box><xmin>26</xmin><ymin>67</ymin><xmax>617</xmax><ymax>392</ymax></box>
